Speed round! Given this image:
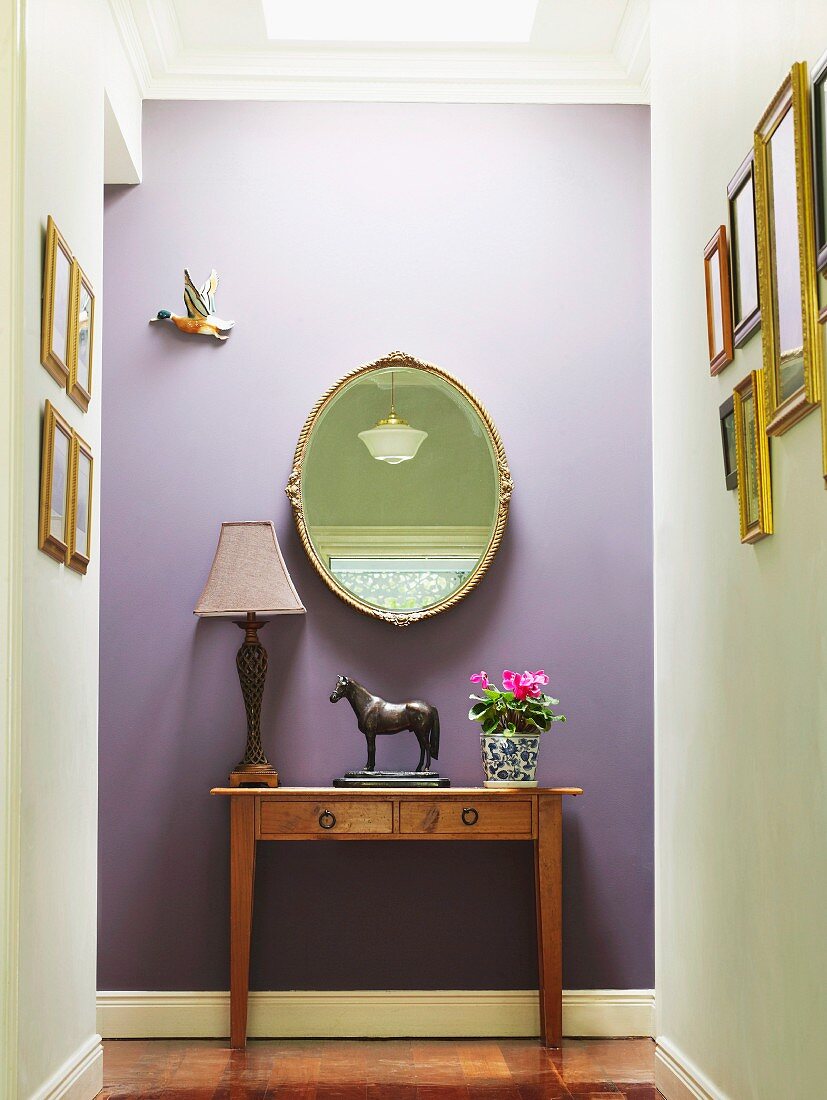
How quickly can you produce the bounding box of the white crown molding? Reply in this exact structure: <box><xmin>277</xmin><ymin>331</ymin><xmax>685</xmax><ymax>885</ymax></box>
<box><xmin>145</xmin><ymin>0</ymin><xmax>182</xmax><ymax>69</ymax></box>
<box><xmin>655</xmin><ymin>1036</ymin><xmax>729</xmax><ymax>1100</ymax></box>
<box><xmin>640</xmin><ymin>61</ymin><xmax>651</xmax><ymax>101</ymax></box>
<box><xmin>107</xmin><ymin>0</ymin><xmax>150</xmax><ymax>95</ymax></box>
<box><xmin>97</xmin><ymin>988</ymin><xmax>655</xmax><ymax>1040</ymax></box>
<box><xmin>613</xmin><ymin>0</ymin><xmax>650</xmax><ymax>86</ymax></box>
<box><xmin>141</xmin><ymin>69</ymin><xmax>647</xmax><ymax>105</ymax></box>
<box><xmin>109</xmin><ymin>0</ymin><xmax>651</xmax><ymax>104</ymax></box>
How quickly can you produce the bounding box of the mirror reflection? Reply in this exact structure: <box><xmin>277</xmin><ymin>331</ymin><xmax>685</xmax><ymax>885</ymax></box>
<box><xmin>296</xmin><ymin>357</ymin><xmax>507</xmax><ymax>619</ymax></box>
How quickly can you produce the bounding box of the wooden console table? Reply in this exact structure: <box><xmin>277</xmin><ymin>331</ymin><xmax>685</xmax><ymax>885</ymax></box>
<box><xmin>212</xmin><ymin>785</ymin><xmax>582</xmax><ymax>1050</ymax></box>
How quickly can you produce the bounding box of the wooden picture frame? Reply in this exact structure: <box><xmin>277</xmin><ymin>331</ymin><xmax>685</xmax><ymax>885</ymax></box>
<box><xmin>727</xmin><ymin>151</ymin><xmax>761</xmax><ymax>347</ymax></box>
<box><xmin>40</xmin><ymin>216</ymin><xmax>76</xmax><ymax>386</ymax></box>
<box><xmin>39</xmin><ymin>400</ymin><xmax>73</xmax><ymax>563</ymax></box>
<box><xmin>754</xmin><ymin>62</ymin><xmax>822</xmax><ymax>436</ymax></box>
<box><xmin>68</xmin><ymin>261</ymin><xmax>94</xmax><ymax>412</ymax></box>
<box><xmin>733</xmin><ymin>371</ymin><xmax>772</xmax><ymax>544</ymax></box>
<box><xmin>719</xmin><ymin>395</ymin><xmax>738</xmax><ymax>491</ymax></box>
<box><xmin>812</xmin><ymin>47</ymin><xmax>827</xmax><ymax>275</ymax></box>
<box><xmin>704</xmin><ymin>226</ymin><xmax>734</xmax><ymax>374</ymax></box>
<box><xmin>67</xmin><ymin>431</ymin><xmax>93</xmax><ymax>574</ymax></box>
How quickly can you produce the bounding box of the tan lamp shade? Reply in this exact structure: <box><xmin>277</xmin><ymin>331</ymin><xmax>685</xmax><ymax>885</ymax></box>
<box><xmin>194</xmin><ymin>521</ymin><xmax>306</xmax><ymax>618</ymax></box>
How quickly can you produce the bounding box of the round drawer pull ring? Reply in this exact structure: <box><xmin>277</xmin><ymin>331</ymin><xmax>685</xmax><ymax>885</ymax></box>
<box><xmin>461</xmin><ymin>807</ymin><xmax>479</xmax><ymax>826</ymax></box>
<box><xmin>319</xmin><ymin>809</ymin><xmax>336</xmax><ymax>829</ymax></box>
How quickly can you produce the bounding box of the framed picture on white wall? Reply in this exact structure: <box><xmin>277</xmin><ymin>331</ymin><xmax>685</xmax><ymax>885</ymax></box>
<box><xmin>812</xmin><ymin>47</ymin><xmax>827</xmax><ymax>276</ymax></box>
<box><xmin>727</xmin><ymin>151</ymin><xmax>761</xmax><ymax>347</ymax></box>
<box><xmin>703</xmin><ymin>226</ymin><xmax>734</xmax><ymax>375</ymax></box>
<box><xmin>40</xmin><ymin>216</ymin><xmax>76</xmax><ymax>387</ymax></box>
<box><xmin>718</xmin><ymin>395</ymin><xmax>738</xmax><ymax>492</ymax></box>
<box><xmin>733</xmin><ymin>371</ymin><xmax>772</xmax><ymax>544</ymax></box>
<box><xmin>68</xmin><ymin>262</ymin><xmax>95</xmax><ymax>412</ymax></box>
<box><xmin>67</xmin><ymin>431</ymin><xmax>93</xmax><ymax>574</ymax></box>
<box><xmin>754</xmin><ymin>62</ymin><xmax>822</xmax><ymax>436</ymax></box>
<box><xmin>38</xmin><ymin>400</ymin><xmax>72</xmax><ymax>563</ymax></box>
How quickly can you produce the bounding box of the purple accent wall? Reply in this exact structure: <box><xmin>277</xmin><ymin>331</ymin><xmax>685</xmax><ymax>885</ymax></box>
<box><xmin>99</xmin><ymin>101</ymin><xmax>652</xmax><ymax>992</ymax></box>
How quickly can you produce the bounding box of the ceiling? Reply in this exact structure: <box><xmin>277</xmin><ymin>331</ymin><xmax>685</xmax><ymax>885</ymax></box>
<box><xmin>110</xmin><ymin>0</ymin><xmax>649</xmax><ymax>103</ymax></box>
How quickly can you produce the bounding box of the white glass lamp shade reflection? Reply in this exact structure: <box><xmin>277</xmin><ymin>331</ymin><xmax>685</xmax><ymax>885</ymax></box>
<box><xmin>358</xmin><ymin>411</ymin><xmax>428</xmax><ymax>464</ymax></box>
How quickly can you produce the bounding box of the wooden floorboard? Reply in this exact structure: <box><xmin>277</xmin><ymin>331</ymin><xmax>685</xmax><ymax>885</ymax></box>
<box><xmin>100</xmin><ymin>1038</ymin><xmax>659</xmax><ymax>1100</ymax></box>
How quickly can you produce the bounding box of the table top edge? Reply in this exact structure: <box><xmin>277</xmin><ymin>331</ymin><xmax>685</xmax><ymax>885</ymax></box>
<box><xmin>210</xmin><ymin>785</ymin><xmax>583</xmax><ymax>796</ymax></box>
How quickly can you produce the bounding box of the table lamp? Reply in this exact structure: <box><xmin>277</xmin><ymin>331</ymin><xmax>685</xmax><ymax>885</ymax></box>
<box><xmin>194</xmin><ymin>521</ymin><xmax>305</xmax><ymax>787</ymax></box>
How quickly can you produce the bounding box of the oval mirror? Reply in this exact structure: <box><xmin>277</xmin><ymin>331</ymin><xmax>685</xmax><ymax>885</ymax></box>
<box><xmin>286</xmin><ymin>351</ymin><xmax>513</xmax><ymax>625</ymax></box>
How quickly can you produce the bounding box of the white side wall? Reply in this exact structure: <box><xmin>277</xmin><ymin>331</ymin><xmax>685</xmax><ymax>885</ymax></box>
<box><xmin>652</xmin><ymin>3</ymin><xmax>827</xmax><ymax>1098</ymax></box>
<box><xmin>0</xmin><ymin>0</ymin><xmax>25</xmax><ymax>1094</ymax></box>
<box><xmin>12</xmin><ymin>1</ymin><xmax>140</xmax><ymax>1096</ymax></box>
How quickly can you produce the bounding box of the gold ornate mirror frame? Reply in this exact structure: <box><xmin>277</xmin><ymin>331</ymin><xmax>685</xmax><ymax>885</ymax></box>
<box><xmin>285</xmin><ymin>350</ymin><xmax>513</xmax><ymax>626</ymax></box>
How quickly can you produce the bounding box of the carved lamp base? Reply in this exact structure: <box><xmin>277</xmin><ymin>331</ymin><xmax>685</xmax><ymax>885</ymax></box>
<box><xmin>231</xmin><ymin>613</ymin><xmax>279</xmax><ymax>788</ymax></box>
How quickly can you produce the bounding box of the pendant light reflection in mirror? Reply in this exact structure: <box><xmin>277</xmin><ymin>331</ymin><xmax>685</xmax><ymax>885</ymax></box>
<box><xmin>357</xmin><ymin>371</ymin><xmax>428</xmax><ymax>464</ymax></box>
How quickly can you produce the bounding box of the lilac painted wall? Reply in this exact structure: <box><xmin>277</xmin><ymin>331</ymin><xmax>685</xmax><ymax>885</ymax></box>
<box><xmin>99</xmin><ymin>101</ymin><xmax>652</xmax><ymax>992</ymax></box>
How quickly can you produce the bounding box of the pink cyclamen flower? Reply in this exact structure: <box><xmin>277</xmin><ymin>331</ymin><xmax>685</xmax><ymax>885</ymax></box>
<box><xmin>523</xmin><ymin>670</ymin><xmax>549</xmax><ymax>698</ymax></box>
<box><xmin>502</xmin><ymin>669</ymin><xmax>519</xmax><ymax>695</ymax></box>
<box><xmin>503</xmin><ymin>669</ymin><xmax>549</xmax><ymax>700</ymax></box>
<box><xmin>519</xmin><ymin>673</ymin><xmax>541</xmax><ymax>699</ymax></box>
<box><xmin>470</xmin><ymin>671</ymin><xmax>489</xmax><ymax>690</ymax></box>
<box><xmin>503</xmin><ymin>670</ymin><xmax>531</xmax><ymax>700</ymax></box>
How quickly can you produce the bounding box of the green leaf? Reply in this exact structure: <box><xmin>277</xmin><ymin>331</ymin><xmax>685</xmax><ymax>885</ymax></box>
<box><xmin>482</xmin><ymin>714</ymin><xmax>501</xmax><ymax>734</ymax></box>
<box><xmin>469</xmin><ymin>701</ymin><xmax>491</xmax><ymax>720</ymax></box>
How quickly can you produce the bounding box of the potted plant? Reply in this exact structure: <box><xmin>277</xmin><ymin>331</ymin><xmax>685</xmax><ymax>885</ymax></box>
<box><xmin>469</xmin><ymin>670</ymin><xmax>566</xmax><ymax>788</ymax></box>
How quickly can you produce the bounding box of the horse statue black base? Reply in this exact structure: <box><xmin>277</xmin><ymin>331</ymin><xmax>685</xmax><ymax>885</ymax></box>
<box><xmin>329</xmin><ymin>675</ymin><xmax>448</xmax><ymax>785</ymax></box>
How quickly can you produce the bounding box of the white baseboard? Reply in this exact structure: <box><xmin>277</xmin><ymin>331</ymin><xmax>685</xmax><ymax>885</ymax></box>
<box><xmin>97</xmin><ymin>989</ymin><xmax>654</xmax><ymax>1041</ymax></box>
<box><xmin>564</xmin><ymin>989</ymin><xmax>654</xmax><ymax>1037</ymax></box>
<box><xmin>655</xmin><ymin>1036</ymin><xmax>729</xmax><ymax>1100</ymax></box>
<box><xmin>27</xmin><ymin>1034</ymin><xmax>103</xmax><ymax>1100</ymax></box>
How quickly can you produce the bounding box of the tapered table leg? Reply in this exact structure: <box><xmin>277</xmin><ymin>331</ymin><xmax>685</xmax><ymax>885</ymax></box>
<box><xmin>534</xmin><ymin>794</ymin><xmax>563</xmax><ymax>1047</ymax></box>
<box><xmin>230</xmin><ymin>796</ymin><xmax>256</xmax><ymax>1049</ymax></box>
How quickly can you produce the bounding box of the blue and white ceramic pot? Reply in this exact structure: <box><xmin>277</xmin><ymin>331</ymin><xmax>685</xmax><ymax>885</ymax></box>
<box><xmin>480</xmin><ymin>732</ymin><xmax>541</xmax><ymax>788</ymax></box>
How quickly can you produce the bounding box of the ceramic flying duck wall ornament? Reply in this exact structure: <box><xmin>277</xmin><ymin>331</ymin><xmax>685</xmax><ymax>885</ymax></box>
<box><xmin>151</xmin><ymin>269</ymin><xmax>235</xmax><ymax>340</ymax></box>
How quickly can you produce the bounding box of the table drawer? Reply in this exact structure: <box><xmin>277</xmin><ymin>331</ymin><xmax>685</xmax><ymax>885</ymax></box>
<box><xmin>259</xmin><ymin>799</ymin><xmax>393</xmax><ymax>836</ymax></box>
<box><xmin>399</xmin><ymin>799</ymin><xmax>533</xmax><ymax>836</ymax></box>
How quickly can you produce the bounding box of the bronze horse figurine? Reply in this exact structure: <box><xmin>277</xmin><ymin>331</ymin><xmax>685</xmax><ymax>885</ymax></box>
<box><xmin>330</xmin><ymin>675</ymin><xmax>440</xmax><ymax>773</ymax></box>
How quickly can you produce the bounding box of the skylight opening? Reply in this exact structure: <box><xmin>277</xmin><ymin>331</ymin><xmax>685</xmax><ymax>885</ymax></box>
<box><xmin>262</xmin><ymin>0</ymin><xmax>539</xmax><ymax>45</ymax></box>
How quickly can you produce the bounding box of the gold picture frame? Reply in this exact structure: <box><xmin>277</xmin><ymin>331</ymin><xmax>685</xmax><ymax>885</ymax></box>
<box><xmin>733</xmin><ymin>370</ymin><xmax>773</xmax><ymax>544</ymax></box>
<box><xmin>39</xmin><ymin>400</ymin><xmax>73</xmax><ymax>563</ymax></box>
<box><xmin>67</xmin><ymin>431</ymin><xmax>93</xmax><ymax>574</ymax></box>
<box><xmin>40</xmin><ymin>216</ymin><xmax>77</xmax><ymax>387</ymax></box>
<box><xmin>68</xmin><ymin>262</ymin><xmax>95</xmax><ymax>412</ymax></box>
<box><xmin>753</xmin><ymin>62</ymin><xmax>822</xmax><ymax>436</ymax></box>
<box><xmin>285</xmin><ymin>350</ymin><xmax>513</xmax><ymax>626</ymax></box>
